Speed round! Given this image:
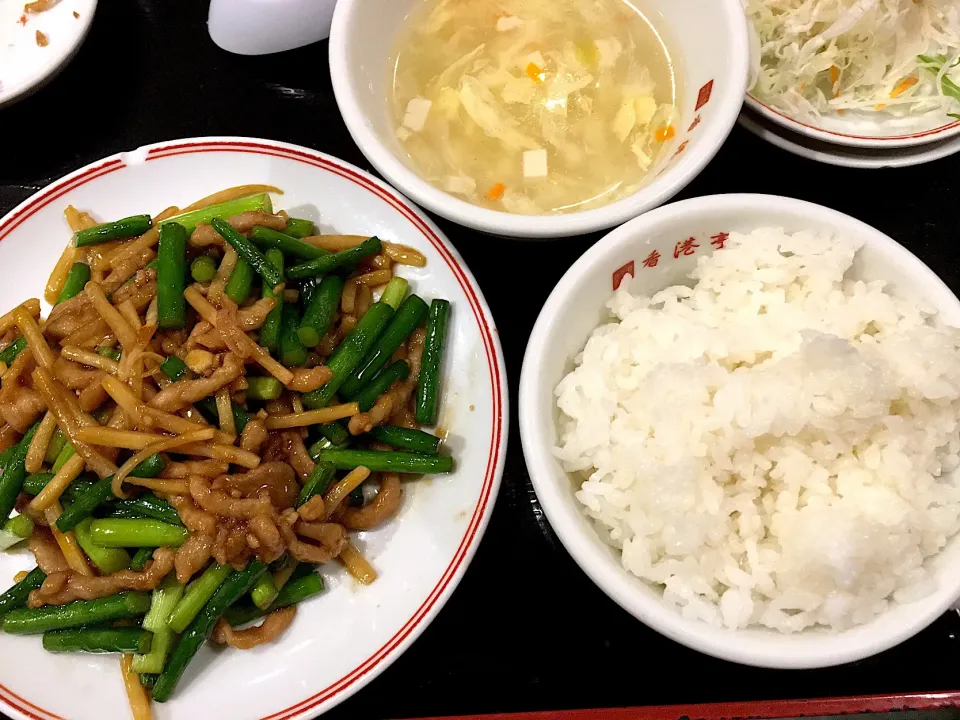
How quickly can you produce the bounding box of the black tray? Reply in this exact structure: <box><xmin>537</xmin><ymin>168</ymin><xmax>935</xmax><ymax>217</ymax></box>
<box><xmin>2</xmin><ymin>2</ymin><xmax>960</xmax><ymax>719</ymax></box>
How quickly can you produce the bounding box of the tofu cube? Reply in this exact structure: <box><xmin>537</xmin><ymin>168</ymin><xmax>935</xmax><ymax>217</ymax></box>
<box><xmin>402</xmin><ymin>97</ymin><xmax>432</xmax><ymax>132</ymax></box>
<box><xmin>523</xmin><ymin>149</ymin><xmax>548</xmax><ymax>179</ymax></box>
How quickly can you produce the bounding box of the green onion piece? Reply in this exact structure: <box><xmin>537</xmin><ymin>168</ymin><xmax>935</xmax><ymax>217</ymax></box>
<box><xmin>55</xmin><ymin>263</ymin><xmax>91</xmax><ymax>304</ymax></box>
<box><xmin>279</xmin><ymin>303</ymin><xmax>308</xmax><ymax>368</ymax></box>
<box><xmin>225</xmin><ymin>258</ymin><xmax>255</xmax><ymax>304</ymax></box>
<box><xmin>160</xmin><ymin>356</ymin><xmax>188</xmax><ymax>382</ymax></box>
<box><xmin>379</xmin><ymin>277</ymin><xmax>408</xmax><ymax>310</ymax></box>
<box><xmin>43</xmin><ymin>428</ymin><xmax>67</xmax><ymax>465</ymax></box>
<box><xmin>190</xmin><ymin>255</ymin><xmax>218</xmax><ymax>283</ymax></box>
<box><xmin>210</xmin><ymin>218</ymin><xmax>282</xmax><ymax>289</ymax></box>
<box><xmin>87</xmin><ymin>519</ymin><xmax>187</xmax><ymax>548</ymax></box>
<box><xmin>316</xmin><ymin>448</ymin><xmax>454</xmax><ymax>475</ymax></box>
<box><xmin>73</xmin><ymin>519</ymin><xmax>131</xmax><ymax>574</ymax></box>
<box><xmin>0</xmin><ymin>337</ymin><xmax>27</xmax><ymax>367</ymax></box>
<box><xmin>259</xmin><ymin>248</ymin><xmax>285</xmax><ymax>353</ymax></box>
<box><xmin>52</xmin><ymin>443</ymin><xmax>75</xmax><ymax>472</ymax></box>
<box><xmin>283</xmin><ymin>217</ymin><xmax>316</xmax><ymax>238</ymax></box>
<box><xmin>2</xmin><ymin>593</ymin><xmax>151</xmax><ymax>635</ymax></box>
<box><xmin>0</xmin><ymin>423</ymin><xmax>38</xmax><ymax>522</ymax></box>
<box><xmin>156</xmin><ymin>223</ymin><xmax>188</xmax><ymax>330</ymax></box>
<box><xmin>297</xmin><ymin>462</ymin><xmax>336</xmax><ymax>506</ymax></box>
<box><xmin>367</xmin><ymin>425</ymin><xmax>442</xmax><ymax>455</ymax></box>
<box><xmin>160</xmin><ymin>194</ymin><xmax>273</xmax><ymax>235</ymax></box>
<box><xmin>129</xmin><ymin>547</ymin><xmax>156</xmax><ymax>572</ymax></box>
<box><xmin>415</xmin><ymin>299</ymin><xmax>450</xmax><ymax>425</ymax></box>
<box><xmin>353</xmin><ymin>361</ymin><xmax>410</xmax><ymax>412</ymax></box>
<box><xmin>297</xmin><ymin>274</ymin><xmax>343</xmax><ymax>348</ymax></box>
<box><xmin>42</xmin><ymin>627</ymin><xmax>152</xmax><ymax>654</ymax></box>
<box><xmin>74</xmin><ymin>215</ymin><xmax>152</xmax><ymax>248</ymax></box>
<box><xmin>286</xmin><ymin>236</ymin><xmax>382</xmax><ymax>280</ymax></box>
<box><xmin>249</xmin><ymin>226</ymin><xmax>327</xmax><ymax>260</ymax></box>
<box><xmin>246</xmin><ymin>376</ymin><xmax>283</xmax><ymax>401</ymax></box>
<box><xmin>302</xmin><ymin>302</ymin><xmax>394</xmax><ymax>408</ymax></box>
<box><xmin>166</xmin><ymin>563</ymin><xmax>232</xmax><ymax>634</ymax></box>
<box><xmin>132</xmin><ymin>575</ymin><xmax>184</xmax><ymax>674</ymax></box>
<box><xmin>250</xmin><ymin>574</ymin><xmax>279</xmax><ymax>610</ymax></box>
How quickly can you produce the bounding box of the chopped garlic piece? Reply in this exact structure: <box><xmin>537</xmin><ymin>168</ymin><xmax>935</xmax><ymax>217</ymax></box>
<box><xmin>396</xmin><ymin>127</ymin><xmax>413</xmax><ymax>142</ymax></box>
<box><xmin>595</xmin><ymin>38</ymin><xmax>622</xmax><ymax>69</ymax></box>
<box><xmin>613</xmin><ymin>100</ymin><xmax>636</xmax><ymax>142</ymax></box>
<box><xmin>443</xmin><ymin>174</ymin><xmax>477</xmax><ymax>195</ymax></box>
<box><xmin>496</xmin><ymin>15</ymin><xmax>523</xmax><ymax>31</ymax></box>
<box><xmin>634</xmin><ymin>96</ymin><xmax>658</xmax><ymax>126</ymax></box>
<box><xmin>402</xmin><ymin>97</ymin><xmax>433</xmax><ymax>132</ymax></box>
<box><xmin>523</xmin><ymin>149</ymin><xmax>548</xmax><ymax>178</ymax></box>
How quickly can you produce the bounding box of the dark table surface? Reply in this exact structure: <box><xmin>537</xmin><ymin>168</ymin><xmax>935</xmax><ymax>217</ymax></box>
<box><xmin>3</xmin><ymin>2</ymin><xmax>960</xmax><ymax>719</ymax></box>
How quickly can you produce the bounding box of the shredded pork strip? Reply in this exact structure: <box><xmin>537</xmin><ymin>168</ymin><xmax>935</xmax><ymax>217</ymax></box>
<box><xmin>149</xmin><ymin>353</ymin><xmax>244</xmax><ymax>411</ymax></box>
<box><xmin>168</xmin><ymin>495</ymin><xmax>217</xmax><ymax>536</ymax></box>
<box><xmin>342</xmin><ymin>474</ymin><xmax>403</xmax><ymax>530</ymax></box>
<box><xmin>175</xmin><ymin>534</ymin><xmax>214</xmax><ymax>584</ymax></box>
<box><xmin>27</xmin><ymin>528</ymin><xmax>69</xmax><ymax>574</ymax></box>
<box><xmin>189</xmin><ymin>212</ymin><xmax>288</xmax><ymax>248</ymax></box>
<box><xmin>213</xmin><ymin>606</ymin><xmax>297</xmax><ymax>649</ymax></box>
<box><xmin>29</xmin><ymin>548</ymin><xmax>176</xmax><ymax>607</ymax></box>
<box><xmin>190</xmin><ymin>474</ymin><xmax>273</xmax><ymax>520</ymax></box>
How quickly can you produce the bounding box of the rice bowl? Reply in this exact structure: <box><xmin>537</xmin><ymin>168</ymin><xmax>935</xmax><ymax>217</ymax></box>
<box><xmin>555</xmin><ymin>227</ymin><xmax>960</xmax><ymax>634</ymax></box>
<box><xmin>520</xmin><ymin>194</ymin><xmax>960</xmax><ymax>668</ymax></box>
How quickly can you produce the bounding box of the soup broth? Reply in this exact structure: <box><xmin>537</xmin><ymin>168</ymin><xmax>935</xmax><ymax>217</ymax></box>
<box><xmin>389</xmin><ymin>0</ymin><xmax>682</xmax><ymax>215</ymax></box>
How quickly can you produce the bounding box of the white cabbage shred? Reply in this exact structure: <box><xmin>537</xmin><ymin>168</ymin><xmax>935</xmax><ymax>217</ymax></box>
<box><xmin>746</xmin><ymin>0</ymin><xmax>960</xmax><ymax>121</ymax></box>
<box><xmin>390</xmin><ymin>0</ymin><xmax>680</xmax><ymax>215</ymax></box>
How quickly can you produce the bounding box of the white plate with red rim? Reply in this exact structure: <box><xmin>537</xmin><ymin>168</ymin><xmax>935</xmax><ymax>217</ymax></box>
<box><xmin>738</xmin><ymin>103</ymin><xmax>960</xmax><ymax>168</ymax></box>
<box><xmin>743</xmin><ymin>93</ymin><xmax>960</xmax><ymax>150</ymax></box>
<box><xmin>0</xmin><ymin>137</ymin><xmax>508</xmax><ymax>720</ymax></box>
<box><xmin>0</xmin><ymin>0</ymin><xmax>97</xmax><ymax>107</ymax></box>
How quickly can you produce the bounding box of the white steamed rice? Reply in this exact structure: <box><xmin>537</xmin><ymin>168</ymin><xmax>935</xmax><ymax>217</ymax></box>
<box><xmin>555</xmin><ymin>227</ymin><xmax>960</xmax><ymax>633</ymax></box>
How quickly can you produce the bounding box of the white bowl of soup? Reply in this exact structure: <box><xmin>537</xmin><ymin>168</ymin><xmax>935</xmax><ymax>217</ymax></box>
<box><xmin>329</xmin><ymin>0</ymin><xmax>750</xmax><ymax>239</ymax></box>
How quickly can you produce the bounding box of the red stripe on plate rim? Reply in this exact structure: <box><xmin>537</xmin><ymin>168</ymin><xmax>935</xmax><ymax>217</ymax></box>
<box><xmin>747</xmin><ymin>93</ymin><xmax>960</xmax><ymax>142</ymax></box>
<box><xmin>0</xmin><ymin>158</ymin><xmax>125</xmax><ymax>245</ymax></box>
<box><xmin>407</xmin><ymin>691</ymin><xmax>960</xmax><ymax>720</ymax></box>
<box><xmin>0</xmin><ymin>138</ymin><xmax>506</xmax><ymax>720</ymax></box>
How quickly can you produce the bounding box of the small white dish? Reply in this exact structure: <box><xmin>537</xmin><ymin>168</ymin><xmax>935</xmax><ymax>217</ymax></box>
<box><xmin>0</xmin><ymin>0</ymin><xmax>97</xmax><ymax>107</ymax></box>
<box><xmin>207</xmin><ymin>0</ymin><xmax>336</xmax><ymax>56</ymax></box>
<box><xmin>0</xmin><ymin>137</ymin><xmax>508</xmax><ymax>720</ymax></box>
<box><xmin>519</xmin><ymin>194</ymin><xmax>960</xmax><ymax>669</ymax></box>
<box><xmin>739</xmin><ymin>104</ymin><xmax>960</xmax><ymax>169</ymax></box>
<box><xmin>744</xmin><ymin>93</ymin><xmax>960</xmax><ymax>150</ymax></box>
<box><xmin>329</xmin><ymin>0</ymin><xmax>749</xmax><ymax>239</ymax></box>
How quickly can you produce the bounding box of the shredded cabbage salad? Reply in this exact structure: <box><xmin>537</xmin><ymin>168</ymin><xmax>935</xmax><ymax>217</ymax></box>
<box><xmin>746</xmin><ymin>0</ymin><xmax>960</xmax><ymax>122</ymax></box>
<box><xmin>389</xmin><ymin>0</ymin><xmax>679</xmax><ymax>215</ymax></box>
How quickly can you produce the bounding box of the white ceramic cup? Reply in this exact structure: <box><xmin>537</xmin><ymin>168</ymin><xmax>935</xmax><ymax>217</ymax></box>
<box><xmin>519</xmin><ymin>194</ymin><xmax>960</xmax><ymax>668</ymax></box>
<box><xmin>329</xmin><ymin>0</ymin><xmax>750</xmax><ymax>238</ymax></box>
<box><xmin>208</xmin><ymin>0</ymin><xmax>336</xmax><ymax>55</ymax></box>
